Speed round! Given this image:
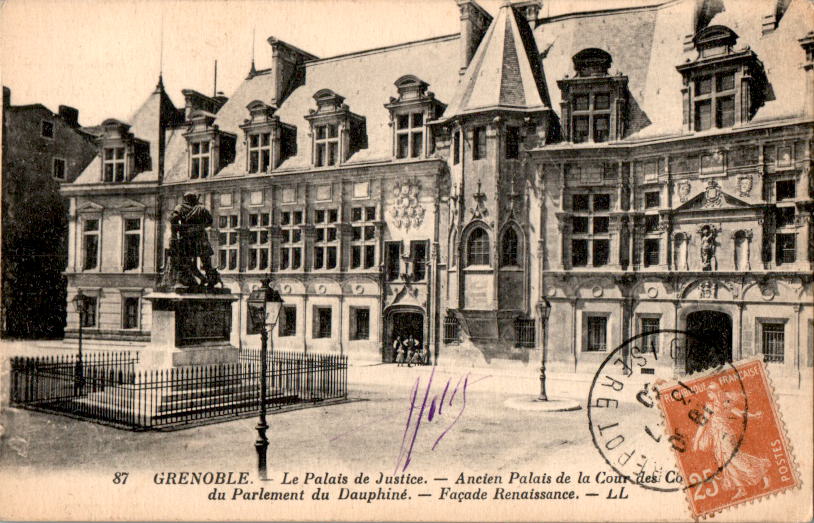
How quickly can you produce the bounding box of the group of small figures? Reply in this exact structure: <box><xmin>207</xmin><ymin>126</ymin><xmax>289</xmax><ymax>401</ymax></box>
<box><xmin>392</xmin><ymin>335</ymin><xmax>429</xmax><ymax>367</ymax></box>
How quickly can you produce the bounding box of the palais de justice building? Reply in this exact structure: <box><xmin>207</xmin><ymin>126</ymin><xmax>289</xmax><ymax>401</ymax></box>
<box><xmin>61</xmin><ymin>0</ymin><xmax>813</xmax><ymax>380</ymax></box>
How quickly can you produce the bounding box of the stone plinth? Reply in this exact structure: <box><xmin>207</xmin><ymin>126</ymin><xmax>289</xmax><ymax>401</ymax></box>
<box><xmin>143</xmin><ymin>290</ymin><xmax>239</xmax><ymax>368</ymax></box>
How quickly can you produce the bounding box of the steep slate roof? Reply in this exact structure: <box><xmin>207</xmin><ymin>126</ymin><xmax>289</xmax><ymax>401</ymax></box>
<box><xmin>534</xmin><ymin>0</ymin><xmax>813</xmax><ymax>144</ymax></box>
<box><xmin>444</xmin><ymin>1</ymin><xmax>551</xmax><ymax>118</ymax></box>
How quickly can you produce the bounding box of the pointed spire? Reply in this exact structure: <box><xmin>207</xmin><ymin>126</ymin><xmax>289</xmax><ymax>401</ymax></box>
<box><xmin>156</xmin><ymin>9</ymin><xmax>165</xmax><ymax>93</ymax></box>
<box><xmin>247</xmin><ymin>26</ymin><xmax>257</xmax><ymax>79</ymax></box>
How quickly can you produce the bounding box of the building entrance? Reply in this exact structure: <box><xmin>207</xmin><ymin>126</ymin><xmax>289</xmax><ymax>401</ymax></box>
<box><xmin>384</xmin><ymin>310</ymin><xmax>424</xmax><ymax>363</ymax></box>
<box><xmin>685</xmin><ymin>310</ymin><xmax>732</xmax><ymax>374</ymax></box>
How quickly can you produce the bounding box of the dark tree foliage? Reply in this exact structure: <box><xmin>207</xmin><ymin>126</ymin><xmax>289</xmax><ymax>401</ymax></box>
<box><xmin>2</xmin><ymin>161</ymin><xmax>68</xmax><ymax>338</ymax></box>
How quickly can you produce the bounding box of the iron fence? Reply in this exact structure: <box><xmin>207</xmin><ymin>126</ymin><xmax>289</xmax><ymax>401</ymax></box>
<box><xmin>9</xmin><ymin>350</ymin><xmax>347</xmax><ymax>430</ymax></box>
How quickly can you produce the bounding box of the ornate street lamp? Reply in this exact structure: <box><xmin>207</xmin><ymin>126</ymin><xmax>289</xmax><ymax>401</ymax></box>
<box><xmin>71</xmin><ymin>291</ymin><xmax>91</xmax><ymax>396</ymax></box>
<box><xmin>538</xmin><ymin>296</ymin><xmax>552</xmax><ymax>401</ymax></box>
<box><xmin>247</xmin><ymin>277</ymin><xmax>284</xmax><ymax>481</ymax></box>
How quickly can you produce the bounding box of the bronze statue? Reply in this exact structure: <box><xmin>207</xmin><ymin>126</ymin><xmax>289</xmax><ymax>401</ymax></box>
<box><xmin>158</xmin><ymin>192</ymin><xmax>222</xmax><ymax>291</ymax></box>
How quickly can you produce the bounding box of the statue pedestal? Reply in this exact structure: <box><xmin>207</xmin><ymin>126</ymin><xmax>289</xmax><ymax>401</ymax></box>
<box><xmin>143</xmin><ymin>290</ymin><xmax>239</xmax><ymax>368</ymax></box>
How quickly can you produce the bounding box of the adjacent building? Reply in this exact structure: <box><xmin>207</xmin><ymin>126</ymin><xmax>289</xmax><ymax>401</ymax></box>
<box><xmin>2</xmin><ymin>86</ymin><xmax>98</xmax><ymax>338</ymax></box>
<box><xmin>61</xmin><ymin>0</ymin><xmax>813</xmax><ymax>381</ymax></box>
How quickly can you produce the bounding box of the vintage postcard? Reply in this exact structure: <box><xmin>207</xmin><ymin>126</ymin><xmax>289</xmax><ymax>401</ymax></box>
<box><xmin>1</xmin><ymin>0</ymin><xmax>812</xmax><ymax>521</ymax></box>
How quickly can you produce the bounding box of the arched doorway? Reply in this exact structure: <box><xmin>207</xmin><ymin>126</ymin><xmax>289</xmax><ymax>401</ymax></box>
<box><xmin>383</xmin><ymin>307</ymin><xmax>425</xmax><ymax>363</ymax></box>
<box><xmin>685</xmin><ymin>310</ymin><xmax>732</xmax><ymax>373</ymax></box>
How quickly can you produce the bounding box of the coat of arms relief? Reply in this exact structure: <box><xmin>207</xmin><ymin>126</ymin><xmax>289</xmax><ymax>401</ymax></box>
<box><xmin>389</xmin><ymin>179</ymin><xmax>425</xmax><ymax>230</ymax></box>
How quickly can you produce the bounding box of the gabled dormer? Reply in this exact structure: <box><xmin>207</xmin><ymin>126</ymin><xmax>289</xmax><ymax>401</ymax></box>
<box><xmin>97</xmin><ymin>119</ymin><xmax>150</xmax><ymax>183</ymax></box>
<box><xmin>238</xmin><ymin>100</ymin><xmax>297</xmax><ymax>174</ymax></box>
<box><xmin>183</xmin><ymin>110</ymin><xmax>236</xmax><ymax>179</ymax></box>
<box><xmin>304</xmin><ymin>89</ymin><xmax>366</xmax><ymax>168</ymax></box>
<box><xmin>384</xmin><ymin>75</ymin><xmax>446</xmax><ymax>160</ymax></box>
<box><xmin>676</xmin><ymin>25</ymin><xmax>767</xmax><ymax>132</ymax></box>
<box><xmin>557</xmin><ymin>48</ymin><xmax>628</xmax><ymax>143</ymax></box>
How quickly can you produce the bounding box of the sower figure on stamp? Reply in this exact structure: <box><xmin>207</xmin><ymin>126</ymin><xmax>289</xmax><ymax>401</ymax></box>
<box><xmin>159</xmin><ymin>192</ymin><xmax>222</xmax><ymax>291</ymax></box>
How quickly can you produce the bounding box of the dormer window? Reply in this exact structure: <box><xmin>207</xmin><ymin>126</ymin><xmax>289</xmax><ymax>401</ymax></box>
<box><xmin>558</xmin><ymin>49</ymin><xmax>627</xmax><ymax>143</ymax></box>
<box><xmin>677</xmin><ymin>26</ymin><xmax>766</xmax><ymax>132</ymax></box>
<box><xmin>97</xmin><ymin>119</ymin><xmax>150</xmax><ymax>183</ymax></box>
<box><xmin>314</xmin><ymin>124</ymin><xmax>339</xmax><ymax>167</ymax></box>
<box><xmin>190</xmin><ymin>140</ymin><xmax>211</xmax><ymax>179</ymax></box>
<box><xmin>306</xmin><ymin>89</ymin><xmax>366</xmax><ymax>168</ymax></box>
<box><xmin>184</xmin><ymin>110</ymin><xmax>236</xmax><ymax>179</ymax></box>
<box><xmin>240</xmin><ymin>100</ymin><xmax>296</xmax><ymax>174</ymax></box>
<box><xmin>385</xmin><ymin>75</ymin><xmax>445</xmax><ymax>161</ymax></box>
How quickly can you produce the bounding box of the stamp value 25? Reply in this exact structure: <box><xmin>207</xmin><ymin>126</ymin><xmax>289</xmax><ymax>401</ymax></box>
<box><xmin>656</xmin><ymin>359</ymin><xmax>799</xmax><ymax>519</ymax></box>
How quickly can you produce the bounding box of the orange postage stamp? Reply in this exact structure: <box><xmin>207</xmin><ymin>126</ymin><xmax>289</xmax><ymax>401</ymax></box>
<box><xmin>656</xmin><ymin>359</ymin><xmax>799</xmax><ymax>519</ymax></box>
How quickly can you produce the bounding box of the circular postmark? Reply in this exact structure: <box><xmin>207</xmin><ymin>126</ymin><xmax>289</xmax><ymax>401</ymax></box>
<box><xmin>587</xmin><ymin>329</ymin><xmax>749</xmax><ymax>493</ymax></box>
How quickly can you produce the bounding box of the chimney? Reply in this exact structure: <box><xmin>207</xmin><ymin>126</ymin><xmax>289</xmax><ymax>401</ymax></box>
<box><xmin>58</xmin><ymin>105</ymin><xmax>80</xmax><ymax>127</ymax></box>
<box><xmin>266</xmin><ymin>37</ymin><xmax>318</xmax><ymax>106</ymax></box>
<box><xmin>800</xmin><ymin>32</ymin><xmax>814</xmax><ymax>119</ymax></box>
<box><xmin>456</xmin><ymin>0</ymin><xmax>493</xmax><ymax>75</ymax></box>
<box><xmin>513</xmin><ymin>0</ymin><xmax>542</xmax><ymax>26</ymax></box>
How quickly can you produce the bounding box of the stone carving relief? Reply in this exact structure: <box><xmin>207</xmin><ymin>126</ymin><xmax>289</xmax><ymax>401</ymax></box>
<box><xmin>698</xmin><ymin>224</ymin><xmax>719</xmax><ymax>271</ymax></box>
<box><xmin>389</xmin><ymin>179</ymin><xmax>425</xmax><ymax>230</ymax></box>
<box><xmin>471</xmin><ymin>180</ymin><xmax>489</xmax><ymax>220</ymax></box>
<box><xmin>699</xmin><ymin>280</ymin><xmax>717</xmax><ymax>299</ymax></box>
<box><xmin>737</xmin><ymin>175</ymin><xmax>753</xmax><ymax>197</ymax></box>
<box><xmin>703</xmin><ymin>180</ymin><xmax>723</xmax><ymax>208</ymax></box>
<box><xmin>677</xmin><ymin>180</ymin><xmax>691</xmax><ymax>203</ymax></box>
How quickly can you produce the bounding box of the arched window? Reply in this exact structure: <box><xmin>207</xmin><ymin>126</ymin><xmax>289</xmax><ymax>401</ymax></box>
<box><xmin>501</xmin><ymin>228</ymin><xmax>521</xmax><ymax>267</ymax></box>
<box><xmin>466</xmin><ymin>227</ymin><xmax>490</xmax><ymax>266</ymax></box>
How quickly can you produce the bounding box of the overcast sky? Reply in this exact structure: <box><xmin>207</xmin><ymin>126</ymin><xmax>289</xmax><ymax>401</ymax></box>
<box><xmin>1</xmin><ymin>0</ymin><xmax>643</xmax><ymax>126</ymax></box>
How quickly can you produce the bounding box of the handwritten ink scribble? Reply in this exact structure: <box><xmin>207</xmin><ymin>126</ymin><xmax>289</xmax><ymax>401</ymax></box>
<box><xmin>394</xmin><ymin>368</ymin><xmax>486</xmax><ymax>474</ymax></box>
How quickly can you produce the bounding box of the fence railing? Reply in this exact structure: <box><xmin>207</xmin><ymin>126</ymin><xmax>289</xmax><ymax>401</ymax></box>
<box><xmin>9</xmin><ymin>350</ymin><xmax>347</xmax><ymax>430</ymax></box>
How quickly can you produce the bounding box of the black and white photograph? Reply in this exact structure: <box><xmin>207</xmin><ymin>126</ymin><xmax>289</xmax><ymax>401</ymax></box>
<box><xmin>1</xmin><ymin>0</ymin><xmax>812</xmax><ymax>520</ymax></box>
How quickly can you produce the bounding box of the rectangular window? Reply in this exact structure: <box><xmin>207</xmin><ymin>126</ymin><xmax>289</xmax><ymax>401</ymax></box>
<box><xmin>593</xmin><ymin>216</ymin><xmax>609</xmax><ymax>234</ymax></box>
<box><xmin>586</xmin><ymin>316</ymin><xmax>607</xmax><ymax>352</ymax></box>
<box><xmin>123</xmin><ymin>218</ymin><xmax>141</xmax><ymax>271</ymax></box>
<box><xmin>776</xmin><ymin>206</ymin><xmax>795</xmax><ymax>228</ymax></box>
<box><xmin>572</xmin><ymin>239</ymin><xmax>588</xmax><ymax>267</ymax></box>
<box><xmin>248</xmin><ymin>132</ymin><xmax>272</xmax><ymax>173</ymax></box>
<box><xmin>385</xmin><ymin>242</ymin><xmax>401</xmax><ymax>281</ymax></box>
<box><xmin>505</xmin><ymin>126</ymin><xmax>520</xmax><ymax>159</ymax></box>
<box><xmin>572</xmin><ymin>194</ymin><xmax>589</xmax><ymax>212</ymax></box>
<box><xmin>314</xmin><ymin>124</ymin><xmax>339</xmax><ymax>167</ymax></box>
<box><xmin>574</xmin><ymin>94</ymin><xmax>589</xmax><ymax>111</ymax></box>
<box><xmin>776</xmin><ymin>180</ymin><xmax>796</xmax><ymax>201</ymax></box>
<box><xmin>761</xmin><ymin>322</ymin><xmax>785</xmax><ymax>363</ymax></box>
<box><xmin>395</xmin><ymin>112</ymin><xmax>424</xmax><ymax>159</ymax></box>
<box><xmin>593</xmin><ymin>115</ymin><xmax>610</xmax><ymax>143</ymax></box>
<box><xmin>190</xmin><ymin>141</ymin><xmax>211</xmax><ymax>179</ymax></box>
<box><xmin>41</xmin><ymin>120</ymin><xmax>54</xmax><ymax>138</ymax></box>
<box><xmin>573</xmin><ymin>116</ymin><xmax>589</xmax><ymax>143</ymax></box>
<box><xmin>279</xmin><ymin>210</ymin><xmax>303</xmax><ymax>270</ymax></box>
<box><xmin>411</xmin><ymin>241</ymin><xmax>428</xmax><ymax>281</ymax></box>
<box><xmin>775</xmin><ymin>233</ymin><xmax>796</xmax><ymax>265</ymax></box>
<box><xmin>645</xmin><ymin>214</ymin><xmax>660</xmax><ymax>233</ymax></box>
<box><xmin>593</xmin><ymin>239</ymin><xmax>609</xmax><ymax>267</ymax></box>
<box><xmin>217</xmin><ymin>214</ymin><xmax>239</xmax><ymax>271</ymax></box>
<box><xmin>443</xmin><ymin>314</ymin><xmax>461</xmax><ymax>344</ymax></box>
<box><xmin>314</xmin><ymin>307</ymin><xmax>332</xmax><ymax>339</ymax></box>
<box><xmin>695</xmin><ymin>100</ymin><xmax>712</xmax><ymax>131</ymax></box>
<box><xmin>716</xmin><ymin>96</ymin><xmax>735</xmax><ymax>128</ymax></box>
<box><xmin>351</xmin><ymin>308</ymin><xmax>370</xmax><ymax>340</ymax></box>
<box><xmin>594</xmin><ymin>93</ymin><xmax>610</xmax><ymax>110</ymax></box>
<box><xmin>592</xmin><ymin>194</ymin><xmax>610</xmax><ymax>212</ymax></box>
<box><xmin>515</xmin><ymin>318</ymin><xmax>536</xmax><ymax>348</ymax></box>
<box><xmin>82</xmin><ymin>219</ymin><xmax>100</xmax><ymax>270</ymax></box>
<box><xmin>313</xmin><ymin>208</ymin><xmax>338</xmax><ymax>270</ymax></box>
<box><xmin>645</xmin><ymin>191</ymin><xmax>660</xmax><ymax>209</ymax></box>
<box><xmin>82</xmin><ymin>296</ymin><xmax>98</xmax><ymax>328</ymax></box>
<box><xmin>122</xmin><ymin>297</ymin><xmax>139</xmax><ymax>329</ymax></box>
<box><xmin>248</xmin><ymin>212</ymin><xmax>271</xmax><ymax>271</ymax></box>
<box><xmin>473</xmin><ymin>126</ymin><xmax>487</xmax><ymax>160</ymax></box>
<box><xmin>641</xmin><ymin>317</ymin><xmax>660</xmax><ymax>354</ymax></box>
<box><xmin>53</xmin><ymin>158</ymin><xmax>66</xmax><ymax>180</ymax></box>
<box><xmin>572</xmin><ymin>216</ymin><xmax>589</xmax><ymax>234</ymax></box>
<box><xmin>644</xmin><ymin>238</ymin><xmax>660</xmax><ymax>267</ymax></box>
<box><xmin>350</xmin><ymin>206</ymin><xmax>377</xmax><ymax>270</ymax></box>
<box><xmin>695</xmin><ymin>76</ymin><xmax>712</xmax><ymax>95</ymax></box>
<box><xmin>280</xmin><ymin>306</ymin><xmax>297</xmax><ymax>337</ymax></box>
<box><xmin>103</xmin><ymin>147</ymin><xmax>126</xmax><ymax>182</ymax></box>
<box><xmin>453</xmin><ymin>130</ymin><xmax>460</xmax><ymax>165</ymax></box>
<box><xmin>716</xmin><ymin>72</ymin><xmax>735</xmax><ymax>92</ymax></box>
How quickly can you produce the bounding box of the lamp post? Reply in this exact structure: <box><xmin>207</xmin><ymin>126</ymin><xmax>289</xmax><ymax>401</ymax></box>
<box><xmin>247</xmin><ymin>277</ymin><xmax>284</xmax><ymax>481</ymax></box>
<box><xmin>72</xmin><ymin>291</ymin><xmax>90</xmax><ymax>395</ymax></box>
<box><xmin>538</xmin><ymin>297</ymin><xmax>552</xmax><ymax>401</ymax></box>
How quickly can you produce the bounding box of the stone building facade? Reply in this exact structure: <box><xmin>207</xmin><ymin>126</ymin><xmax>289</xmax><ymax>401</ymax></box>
<box><xmin>61</xmin><ymin>0</ymin><xmax>813</xmax><ymax>380</ymax></box>
<box><xmin>2</xmin><ymin>86</ymin><xmax>98</xmax><ymax>337</ymax></box>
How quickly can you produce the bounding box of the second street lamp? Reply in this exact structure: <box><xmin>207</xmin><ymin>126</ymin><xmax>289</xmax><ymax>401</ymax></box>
<box><xmin>247</xmin><ymin>277</ymin><xmax>284</xmax><ymax>481</ymax></box>
<box><xmin>538</xmin><ymin>296</ymin><xmax>552</xmax><ymax>401</ymax></box>
<box><xmin>71</xmin><ymin>291</ymin><xmax>90</xmax><ymax>396</ymax></box>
